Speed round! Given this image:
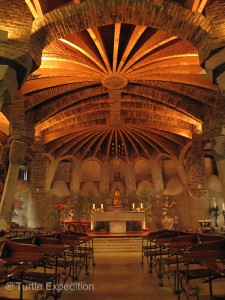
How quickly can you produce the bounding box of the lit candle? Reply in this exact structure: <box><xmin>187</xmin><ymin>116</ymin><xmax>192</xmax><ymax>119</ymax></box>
<box><xmin>140</xmin><ymin>203</ymin><xmax>143</xmax><ymax>209</ymax></box>
<box><xmin>223</xmin><ymin>203</ymin><xmax>225</xmax><ymax>211</ymax></box>
<box><xmin>132</xmin><ymin>203</ymin><xmax>135</xmax><ymax>209</ymax></box>
<box><xmin>101</xmin><ymin>203</ymin><xmax>103</xmax><ymax>210</ymax></box>
<box><xmin>93</xmin><ymin>204</ymin><xmax>95</xmax><ymax>210</ymax></box>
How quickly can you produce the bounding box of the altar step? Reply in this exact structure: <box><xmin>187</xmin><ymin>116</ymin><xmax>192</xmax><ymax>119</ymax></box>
<box><xmin>92</xmin><ymin>237</ymin><xmax>142</xmax><ymax>252</ymax></box>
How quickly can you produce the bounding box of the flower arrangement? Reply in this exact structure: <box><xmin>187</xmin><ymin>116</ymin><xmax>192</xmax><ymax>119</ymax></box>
<box><xmin>162</xmin><ymin>196</ymin><xmax>176</xmax><ymax>218</ymax></box>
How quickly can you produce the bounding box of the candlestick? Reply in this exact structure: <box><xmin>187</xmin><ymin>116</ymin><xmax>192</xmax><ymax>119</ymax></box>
<box><xmin>222</xmin><ymin>210</ymin><xmax>225</xmax><ymax>226</ymax></box>
<box><xmin>213</xmin><ymin>197</ymin><xmax>216</xmax><ymax>208</ymax></box>
<box><xmin>140</xmin><ymin>203</ymin><xmax>143</xmax><ymax>209</ymax></box>
<box><xmin>132</xmin><ymin>203</ymin><xmax>135</xmax><ymax>209</ymax></box>
<box><xmin>211</xmin><ymin>204</ymin><xmax>219</xmax><ymax>227</ymax></box>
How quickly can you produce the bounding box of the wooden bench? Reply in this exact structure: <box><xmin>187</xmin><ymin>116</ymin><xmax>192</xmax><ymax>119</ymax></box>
<box><xmin>1</xmin><ymin>240</ymin><xmax>59</xmax><ymax>299</ymax></box>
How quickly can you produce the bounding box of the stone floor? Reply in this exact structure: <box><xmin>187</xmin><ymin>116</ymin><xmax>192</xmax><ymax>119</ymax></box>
<box><xmin>1</xmin><ymin>251</ymin><xmax>225</xmax><ymax>300</ymax></box>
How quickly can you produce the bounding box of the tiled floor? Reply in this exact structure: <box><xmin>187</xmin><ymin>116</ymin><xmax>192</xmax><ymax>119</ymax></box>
<box><xmin>1</xmin><ymin>251</ymin><xmax>225</xmax><ymax>299</ymax></box>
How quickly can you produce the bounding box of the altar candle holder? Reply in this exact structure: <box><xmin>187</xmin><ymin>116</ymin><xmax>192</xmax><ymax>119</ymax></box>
<box><xmin>222</xmin><ymin>210</ymin><xmax>225</xmax><ymax>226</ymax></box>
<box><xmin>211</xmin><ymin>205</ymin><xmax>219</xmax><ymax>227</ymax></box>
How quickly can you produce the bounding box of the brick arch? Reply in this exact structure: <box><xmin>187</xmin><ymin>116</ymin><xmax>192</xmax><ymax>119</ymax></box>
<box><xmin>30</xmin><ymin>0</ymin><xmax>211</xmax><ymax>66</ymax></box>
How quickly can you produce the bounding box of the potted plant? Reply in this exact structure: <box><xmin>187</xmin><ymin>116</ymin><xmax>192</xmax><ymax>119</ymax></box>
<box><xmin>137</xmin><ymin>188</ymin><xmax>152</xmax><ymax>225</ymax></box>
<box><xmin>81</xmin><ymin>189</ymin><xmax>95</xmax><ymax>222</ymax></box>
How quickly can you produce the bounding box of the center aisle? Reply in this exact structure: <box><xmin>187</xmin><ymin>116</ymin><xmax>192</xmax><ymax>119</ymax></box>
<box><xmin>63</xmin><ymin>251</ymin><xmax>179</xmax><ymax>300</ymax></box>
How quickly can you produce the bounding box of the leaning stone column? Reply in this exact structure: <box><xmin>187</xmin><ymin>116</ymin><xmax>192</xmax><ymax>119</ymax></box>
<box><xmin>204</xmin><ymin>1</ymin><xmax>225</xmax><ymax>95</ymax></box>
<box><xmin>203</xmin><ymin>99</ymin><xmax>225</xmax><ymax>201</ymax></box>
<box><xmin>0</xmin><ymin>91</ymin><xmax>33</xmax><ymax>229</ymax></box>
<box><xmin>186</xmin><ymin>131</ymin><xmax>207</xmax><ymax>198</ymax></box>
<box><xmin>0</xmin><ymin>140</ymin><xmax>27</xmax><ymax>228</ymax></box>
<box><xmin>175</xmin><ymin>160</ymin><xmax>188</xmax><ymax>186</ymax></box>
<box><xmin>185</xmin><ymin>131</ymin><xmax>208</xmax><ymax>228</ymax></box>
<box><xmin>125</xmin><ymin>160</ymin><xmax>136</xmax><ymax>200</ymax></box>
<box><xmin>100</xmin><ymin>157</ymin><xmax>110</xmax><ymax>198</ymax></box>
<box><xmin>30</xmin><ymin>137</ymin><xmax>48</xmax><ymax>228</ymax></box>
<box><xmin>0</xmin><ymin>144</ymin><xmax>10</xmax><ymax>197</ymax></box>
<box><xmin>151</xmin><ymin>159</ymin><xmax>164</xmax><ymax>194</ymax></box>
<box><xmin>44</xmin><ymin>154</ymin><xmax>59</xmax><ymax>193</ymax></box>
<box><xmin>0</xmin><ymin>65</ymin><xmax>17</xmax><ymax>109</ymax></box>
<box><xmin>70</xmin><ymin>157</ymin><xmax>82</xmax><ymax>197</ymax></box>
<box><xmin>210</xmin><ymin>136</ymin><xmax>225</xmax><ymax>201</ymax></box>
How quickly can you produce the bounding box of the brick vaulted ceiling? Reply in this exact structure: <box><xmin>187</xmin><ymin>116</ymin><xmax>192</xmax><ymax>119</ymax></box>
<box><xmin>1</xmin><ymin>0</ymin><xmax>223</xmax><ymax>161</ymax></box>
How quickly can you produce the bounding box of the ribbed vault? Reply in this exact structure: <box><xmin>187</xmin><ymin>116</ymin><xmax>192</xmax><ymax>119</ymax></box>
<box><xmin>0</xmin><ymin>0</ymin><xmax>222</xmax><ymax>161</ymax></box>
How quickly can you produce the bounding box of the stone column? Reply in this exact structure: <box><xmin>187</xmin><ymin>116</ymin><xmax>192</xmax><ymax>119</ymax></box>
<box><xmin>175</xmin><ymin>160</ymin><xmax>187</xmax><ymax>186</ymax></box>
<box><xmin>0</xmin><ymin>140</ymin><xmax>27</xmax><ymax>228</ymax></box>
<box><xmin>100</xmin><ymin>158</ymin><xmax>110</xmax><ymax>197</ymax></box>
<box><xmin>0</xmin><ymin>65</ymin><xmax>17</xmax><ymax>109</ymax></box>
<box><xmin>0</xmin><ymin>144</ymin><xmax>10</xmax><ymax>198</ymax></box>
<box><xmin>186</xmin><ymin>131</ymin><xmax>207</xmax><ymax>198</ymax></box>
<box><xmin>151</xmin><ymin>159</ymin><xmax>164</xmax><ymax>194</ymax></box>
<box><xmin>0</xmin><ymin>91</ymin><xmax>34</xmax><ymax>229</ymax></box>
<box><xmin>204</xmin><ymin>47</ymin><xmax>225</xmax><ymax>95</ymax></box>
<box><xmin>45</xmin><ymin>154</ymin><xmax>59</xmax><ymax>193</ymax></box>
<box><xmin>203</xmin><ymin>99</ymin><xmax>225</xmax><ymax>201</ymax></box>
<box><xmin>185</xmin><ymin>131</ymin><xmax>208</xmax><ymax>228</ymax></box>
<box><xmin>30</xmin><ymin>137</ymin><xmax>48</xmax><ymax>228</ymax></box>
<box><xmin>210</xmin><ymin>136</ymin><xmax>225</xmax><ymax>201</ymax></box>
<box><xmin>70</xmin><ymin>157</ymin><xmax>82</xmax><ymax>197</ymax></box>
<box><xmin>125</xmin><ymin>160</ymin><xmax>136</xmax><ymax>200</ymax></box>
<box><xmin>204</xmin><ymin>1</ymin><xmax>225</xmax><ymax>95</ymax></box>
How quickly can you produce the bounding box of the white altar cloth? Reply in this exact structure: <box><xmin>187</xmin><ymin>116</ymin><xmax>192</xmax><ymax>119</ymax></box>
<box><xmin>91</xmin><ymin>211</ymin><xmax>145</xmax><ymax>233</ymax></box>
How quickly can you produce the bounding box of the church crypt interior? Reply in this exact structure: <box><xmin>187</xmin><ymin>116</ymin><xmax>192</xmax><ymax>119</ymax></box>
<box><xmin>0</xmin><ymin>0</ymin><xmax>225</xmax><ymax>299</ymax></box>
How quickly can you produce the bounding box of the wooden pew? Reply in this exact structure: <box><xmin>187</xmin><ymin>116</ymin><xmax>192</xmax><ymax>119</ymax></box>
<box><xmin>153</xmin><ymin>231</ymin><xmax>192</xmax><ymax>287</ymax></box>
<box><xmin>66</xmin><ymin>231</ymin><xmax>95</xmax><ymax>266</ymax></box>
<box><xmin>0</xmin><ymin>240</ymin><xmax>44</xmax><ymax>300</ymax></box>
<box><xmin>142</xmin><ymin>230</ymin><xmax>177</xmax><ymax>273</ymax></box>
<box><xmin>168</xmin><ymin>235</ymin><xmax>225</xmax><ymax>299</ymax></box>
<box><xmin>0</xmin><ymin>263</ymin><xmax>32</xmax><ymax>300</ymax></box>
<box><xmin>57</xmin><ymin>233</ymin><xmax>87</xmax><ymax>279</ymax></box>
<box><xmin>1</xmin><ymin>240</ymin><xmax>60</xmax><ymax>299</ymax></box>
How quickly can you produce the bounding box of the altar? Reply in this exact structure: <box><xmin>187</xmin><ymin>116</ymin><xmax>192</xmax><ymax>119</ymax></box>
<box><xmin>91</xmin><ymin>211</ymin><xmax>145</xmax><ymax>233</ymax></box>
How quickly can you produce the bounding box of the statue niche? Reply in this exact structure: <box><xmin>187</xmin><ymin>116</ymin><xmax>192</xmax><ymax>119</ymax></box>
<box><xmin>113</xmin><ymin>186</ymin><xmax>122</xmax><ymax>208</ymax></box>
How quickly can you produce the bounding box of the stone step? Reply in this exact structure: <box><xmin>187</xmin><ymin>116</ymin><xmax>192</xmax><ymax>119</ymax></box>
<box><xmin>93</xmin><ymin>237</ymin><xmax>142</xmax><ymax>252</ymax></box>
